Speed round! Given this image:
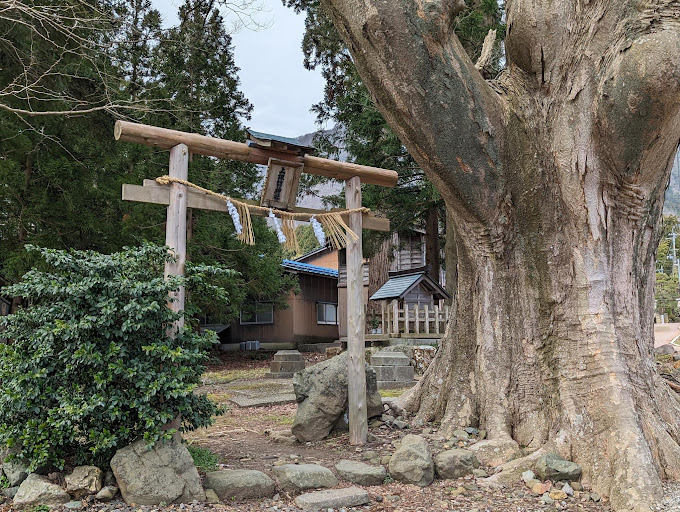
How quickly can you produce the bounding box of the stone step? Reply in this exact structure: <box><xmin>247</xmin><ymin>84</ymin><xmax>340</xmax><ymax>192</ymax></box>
<box><xmin>265</xmin><ymin>372</ymin><xmax>296</xmax><ymax>379</ymax></box>
<box><xmin>294</xmin><ymin>487</ymin><xmax>370</xmax><ymax>511</ymax></box>
<box><xmin>370</xmin><ymin>351</ymin><xmax>411</xmax><ymax>367</ymax></box>
<box><xmin>372</xmin><ymin>365</ymin><xmax>414</xmax><ymax>382</ymax></box>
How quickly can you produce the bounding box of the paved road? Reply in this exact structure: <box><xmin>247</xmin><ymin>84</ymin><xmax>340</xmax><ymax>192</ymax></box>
<box><xmin>655</xmin><ymin>323</ymin><xmax>680</xmax><ymax>348</ymax></box>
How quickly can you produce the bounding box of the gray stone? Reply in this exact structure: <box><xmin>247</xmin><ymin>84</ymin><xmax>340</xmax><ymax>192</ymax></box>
<box><xmin>204</xmin><ymin>488</ymin><xmax>221</xmax><ymax>504</ymax></box>
<box><xmin>292</xmin><ymin>352</ymin><xmax>382</xmax><ymax>442</ymax></box>
<box><xmin>377</xmin><ymin>380</ymin><xmax>416</xmax><ymax>390</ymax></box>
<box><xmin>267</xmin><ymin>351</ymin><xmax>305</xmax><ymax>379</ymax></box>
<box><xmin>65</xmin><ymin>466</ymin><xmax>103</xmax><ymax>497</ymax></box>
<box><xmin>204</xmin><ymin>470</ymin><xmax>275</xmax><ymax>501</ymax></box>
<box><xmin>0</xmin><ymin>447</ymin><xmax>28</xmax><ymax>487</ymax></box>
<box><xmin>468</xmin><ymin>439</ymin><xmax>520</xmax><ymax>467</ymax></box>
<box><xmin>465</xmin><ymin>427</ymin><xmax>479</xmax><ymax>435</ymax></box>
<box><xmin>563</xmin><ymin>483</ymin><xmax>574</xmax><ymax>496</ymax></box>
<box><xmin>1</xmin><ymin>486</ymin><xmax>18</xmax><ymax>499</ymax></box>
<box><xmin>103</xmin><ymin>471</ymin><xmax>116</xmax><ymax>488</ymax></box>
<box><xmin>271</xmin><ymin>464</ymin><xmax>338</xmax><ymax>492</ymax></box>
<box><xmin>434</xmin><ymin>449</ymin><xmax>479</xmax><ymax>479</ymax></box>
<box><xmin>452</xmin><ymin>429</ymin><xmax>470</xmax><ymax>440</ymax></box>
<box><xmin>534</xmin><ymin>454</ymin><xmax>582</xmax><ymax>482</ymax></box>
<box><xmin>64</xmin><ymin>501</ymin><xmax>83</xmax><ymax>509</ymax></box>
<box><xmin>540</xmin><ymin>493</ymin><xmax>554</xmax><ymax>505</ymax></box>
<box><xmin>109</xmin><ymin>435</ymin><xmax>205</xmax><ymax>505</ymax></box>
<box><xmin>370</xmin><ymin>352</ymin><xmax>411</xmax><ymax>367</ymax></box>
<box><xmin>472</xmin><ymin>469</ymin><xmax>488</xmax><ymax>478</ymax></box>
<box><xmin>674</xmin><ymin>354</ymin><xmax>680</xmax><ymax>361</ymax></box>
<box><xmin>95</xmin><ymin>486</ymin><xmax>119</xmax><ymax>502</ymax></box>
<box><xmin>335</xmin><ymin>460</ymin><xmax>386</xmax><ymax>486</ymax></box>
<box><xmin>294</xmin><ymin>487</ymin><xmax>369</xmax><ymax>511</ymax></box>
<box><xmin>393</xmin><ymin>419</ymin><xmax>408</xmax><ymax>429</ymax></box>
<box><xmin>388</xmin><ymin>434</ymin><xmax>434</xmax><ymax>487</ymax></box>
<box><xmin>591</xmin><ymin>492</ymin><xmax>601</xmax><ymax>502</ymax></box>
<box><xmin>521</xmin><ymin>470</ymin><xmax>536</xmax><ymax>483</ymax></box>
<box><xmin>655</xmin><ymin>344</ymin><xmax>676</xmax><ymax>355</ymax></box>
<box><xmin>13</xmin><ymin>474</ymin><xmax>71</xmax><ymax>510</ymax></box>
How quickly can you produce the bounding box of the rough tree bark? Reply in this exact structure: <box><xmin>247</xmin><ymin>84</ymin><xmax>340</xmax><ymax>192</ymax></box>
<box><xmin>321</xmin><ymin>0</ymin><xmax>680</xmax><ymax>510</ymax></box>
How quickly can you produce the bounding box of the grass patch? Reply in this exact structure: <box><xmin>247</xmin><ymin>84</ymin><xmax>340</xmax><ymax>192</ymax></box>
<box><xmin>260</xmin><ymin>414</ymin><xmax>294</xmax><ymax>425</ymax></box>
<box><xmin>205</xmin><ymin>392</ymin><xmax>232</xmax><ymax>403</ymax></box>
<box><xmin>188</xmin><ymin>445</ymin><xmax>220</xmax><ymax>472</ymax></box>
<box><xmin>202</xmin><ymin>367</ymin><xmax>268</xmax><ymax>384</ymax></box>
<box><xmin>379</xmin><ymin>388</ymin><xmax>409</xmax><ymax>398</ymax></box>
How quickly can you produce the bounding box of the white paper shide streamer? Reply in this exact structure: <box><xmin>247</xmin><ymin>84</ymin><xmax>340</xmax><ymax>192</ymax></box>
<box><xmin>269</xmin><ymin>209</ymin><xmax>286</xmax><ymax>243</ymax></box>
<box><xmin>310</xmin><ymin>216</ymin><xmax>326</xmax><ymax>247</ymax></box>
<box><xmin>226</xmin><ymin>200</ymin><xmax>242</xmax><ymax>235</ymax></box>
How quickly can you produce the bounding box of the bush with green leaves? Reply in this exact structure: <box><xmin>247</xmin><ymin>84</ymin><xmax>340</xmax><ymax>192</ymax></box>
<box><xmin>0</xmin><ymin>244</ymin><xmax>235</xmax><ymax>470</ymax></box>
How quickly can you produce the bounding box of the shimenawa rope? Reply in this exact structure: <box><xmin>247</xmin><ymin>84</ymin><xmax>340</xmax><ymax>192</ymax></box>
<box><xmin>155</xmin><ymin>175</ymin><xmax>368</xmax><ymax>251</ymax></box>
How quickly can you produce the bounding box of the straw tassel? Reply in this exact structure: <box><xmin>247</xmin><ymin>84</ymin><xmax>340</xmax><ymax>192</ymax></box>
<box><xmin>318</xmin><ymin>212</ymin><xmax>359</xmax><ymax>249</ymax></box>
<box><xmin>280</xmin><ymin>213</ymin><xmax>299</xmax><ymax>253</ymax></box>
<box><xmin>237</xmin><ymin>201</ymin><xmax>254</xmax><ymax>245</ymax></box>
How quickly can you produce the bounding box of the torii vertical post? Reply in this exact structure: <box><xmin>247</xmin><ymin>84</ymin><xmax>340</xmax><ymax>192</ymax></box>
<box><xmin>346</xmin><ymin>176</ymin><xmax>367</xmax><ymax>444</ymax></box>
<box><xmin>164</xmin><ymin>144</ymin><xmax>189</xmax><ymax>333</ymax></box>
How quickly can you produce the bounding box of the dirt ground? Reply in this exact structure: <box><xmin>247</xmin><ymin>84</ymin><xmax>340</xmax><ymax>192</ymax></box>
<box><xmin>184</xmin><ymin>351</ymin><xmax>612</xmax><ymax>512</ymax></box>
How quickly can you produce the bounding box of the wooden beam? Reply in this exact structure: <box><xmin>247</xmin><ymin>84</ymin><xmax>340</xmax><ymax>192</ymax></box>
<box><xmin>164</xmin><ymin>144</ymin><xmax>189</xmax><ymax>334</ymax></box>
<box><xmin>115</xmin><ymin>120</ymin><xmax>398</xmax><ymax>188</ymax></box>
<box><xmin>122</xmin><ymin>181</ymin><xmax>391</xmax><ymax>232</ymax></box>
<box><xmin>346</xmin><ymin>176</ymin><xmax>367</xmax><ymax>445</ymax></box>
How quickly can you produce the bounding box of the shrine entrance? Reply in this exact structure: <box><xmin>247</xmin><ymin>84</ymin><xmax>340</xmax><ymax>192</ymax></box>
<box><xmin>115</xmin><ymin>120</ymin><xmax>398</xmax><ymax>445</ymax></box>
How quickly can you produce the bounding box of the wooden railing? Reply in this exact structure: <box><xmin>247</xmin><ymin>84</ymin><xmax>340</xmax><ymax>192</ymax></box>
<box><xmin>379</xmin><ymin>300</ymin><xmax>449</xmax><ymax>337</ymax></box>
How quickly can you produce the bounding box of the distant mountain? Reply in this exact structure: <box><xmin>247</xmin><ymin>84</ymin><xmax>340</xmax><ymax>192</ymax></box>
<box><xmin>664</xmin><ymin>149</ymin><xmax>680</xmax><ymax>215</ymax></box>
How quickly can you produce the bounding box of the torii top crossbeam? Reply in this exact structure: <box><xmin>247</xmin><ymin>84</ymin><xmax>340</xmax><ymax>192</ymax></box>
<box><xmin>114</xmin><ymin>121</ymin><xmax>398</xmax><ymax>188</ymax></box>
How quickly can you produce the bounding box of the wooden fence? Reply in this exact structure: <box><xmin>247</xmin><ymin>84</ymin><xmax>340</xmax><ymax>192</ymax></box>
<box><xmin>379</xmin><ymin>300</ymin><xmax>449</xmax><ymax>337</ymax></box>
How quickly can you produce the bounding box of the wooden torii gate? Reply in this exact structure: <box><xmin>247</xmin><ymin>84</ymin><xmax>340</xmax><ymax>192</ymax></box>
<box><xmin>115</xmin><ymin>120</ymin><xmax>398</xmax><ymax>445</ymax></box>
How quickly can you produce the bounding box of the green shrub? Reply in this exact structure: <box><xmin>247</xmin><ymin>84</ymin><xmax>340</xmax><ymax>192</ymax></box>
<box><xmin>0</xmin><ymin>244</ymin><xmax>235</xmax><ymax>470</ymax></box>
<box><xmin>187</xmin><ymin>445</ymin><xmax>220</xmax><ymax>472</ymax></box>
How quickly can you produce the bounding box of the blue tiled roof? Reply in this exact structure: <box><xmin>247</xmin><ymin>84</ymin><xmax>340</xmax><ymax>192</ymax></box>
<box><xmin>282</xmin><ymin>259</ymin><xmax>338</xmax><ymax>278</ymax></box>
<box><xmin>370</xmin><ymin>272</ymin><xmax>423</xmax><ymax>300</ymax></box>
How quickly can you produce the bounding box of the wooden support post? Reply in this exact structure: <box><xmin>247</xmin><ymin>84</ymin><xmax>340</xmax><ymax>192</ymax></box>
<box><xmin>392</xmin><ymin>299</ymin><xmax>399</xmax><ymax>335</ymax></box>
<box><xmin>164</xmin><ymin>144</ymin><xmax>189</xmax><ymax>335</ymax></box>
<box><xmin>381</xmin><ymin>301</ymin><xmax>386</xmax><ymax>335</ymax></box>
<box><xmin>434</xmin><ymin>305</ymin><xmax>440</xmax><ymax>334</ymax></box>
<box><xmin>424</xmin><ymin>304</ymin><xmax>430</xmax><ymax>334</ymax></box>
<box><xmin>346</xmin><ymin>176</ymin><xmax>367</xmax><ymax>445</ymax></box>
<box><xmin>404</xmin><ymin>304</ymin><xmax>409</xmax><ymax>334</ymax></box>
<box><xmin>414</xmin><ymin>304</ymin><xmax>420</xmax><ymax>334</ymax></box>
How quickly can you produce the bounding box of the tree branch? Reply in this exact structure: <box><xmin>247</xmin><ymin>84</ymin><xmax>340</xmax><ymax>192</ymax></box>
<box><xmin>319</xmin><ymin>0</ymin><xmax>506</xmax><ymax>222</ymax></box>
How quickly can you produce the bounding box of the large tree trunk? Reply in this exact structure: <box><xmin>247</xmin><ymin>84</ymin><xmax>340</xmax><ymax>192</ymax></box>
<box><xmin>321</xmin><ymin>1</ymin><xmax>680</xmax><ymax>509</ymax></box>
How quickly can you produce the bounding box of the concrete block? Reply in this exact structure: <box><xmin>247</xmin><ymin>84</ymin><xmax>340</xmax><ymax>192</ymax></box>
<box><xmin>265</xmin><ymin>372</ymin><xmax>295</xmax><ymax>379</ymax></box>
<box><xmin>370</xmin><ymin>351</ymin><xmax>410</xmax><ymax>367</ymax></box>
<box><xmin>393</xmin><ymin>365</ymin><xmax>414</xmax><ymax>382</ymax></box>
<box><xmin>377</xmin><ymin>380</ymin><xmax>417</xmax><ymax>390</ymax></box>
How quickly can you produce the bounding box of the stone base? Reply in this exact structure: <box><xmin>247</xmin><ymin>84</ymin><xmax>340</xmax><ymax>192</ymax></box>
<box><xmin>265</xmin><ymin>372</ymin><xmax>296</xmax><ymax>379</ymax></box>
<box><xmin>377</xmin><ymin>380</ymin><xmax>417</xmax><ymax>390</ymax></box>
<box><xmin>297</xmin><ymin>342</ymin><xmax>341</xmax><ymax>353</ymax></box>
<box><xmin>373</xmin><ymin>365</ymin><xmax>414</xmax><ymax>382</ymax></box>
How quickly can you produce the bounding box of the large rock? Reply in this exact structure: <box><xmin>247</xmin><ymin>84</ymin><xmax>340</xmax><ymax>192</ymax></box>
<box><xmin>388</xmin><ymin>434</ymin><xmax>434</xmax><ymax>487</ymax></box>
<box><xmin>294</xmin><ymin>487</ymin><xmax>369</xmax><ymax>511</ymax></box>
<box><xmin>655</xmin><ymin>344</ymin><xmax>676</xmax><ymax>355</ymax></box>
<box><xmin>292</xmin><ymin>352</ymin><xmax>383</xmax><ymax>442</ymax></box>
<box><xmin>204</xmin><ymin>470</ymin><xmax>275</xmax><ymax>501</ymax></box>
<box><xmin>0</xmin><ymin>447</ymin><xmax>28</xmax><ymax>486</ymax></box>
<box><xmin>109</xmin><ymin>435</ymin><xmax>205</xmax><ymax>505</ymax></box>
<box><xmin>335</xmin><ymin>460</ymin><xmax>386</xmax><ymax>486</ymax></box>
<box><xmin>434</xmin><ymin>449</ymin><xmax>479</xmax><ymax>479</ymax></box>
<box><xmin>65</xmin><ymin>466</ymin><xmax>103</xmax><ymax>497</ymax></box>
<box><xmin>534</xmin><ymin>453</ymin><xmax>582</xmax><ymax>482</ymax></box>
<box><xmin>271</xmin><ymin>464</ymin><xmax>338</xmax><ymax>492</ymax></box>
<box><xmin>13</xmin><ymin>474</ymin><xmax>70</xmax><ymax>510</ymax></box>
<box><xmin>468</xmin><ymin>438</ymin><xmax>520</xmax><ymax>467</ymax></box>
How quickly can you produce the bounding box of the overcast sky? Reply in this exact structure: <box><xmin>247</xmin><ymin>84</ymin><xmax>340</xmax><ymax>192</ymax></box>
<box><xmin>151</xmin><ymin>0</ymin><xmax>326</xmax><ymax>137</ymax></box>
